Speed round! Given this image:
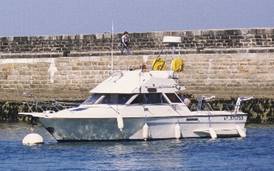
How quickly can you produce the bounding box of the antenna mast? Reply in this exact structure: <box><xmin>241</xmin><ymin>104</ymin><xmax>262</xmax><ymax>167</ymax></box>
<box><xmin>111</xmin><ymin>21</ymin><xmax>114</xmax><ymax>73</ymax></box>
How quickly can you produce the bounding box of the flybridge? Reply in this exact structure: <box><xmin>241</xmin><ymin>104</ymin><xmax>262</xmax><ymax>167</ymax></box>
<box><xmin>90</xmin><ymin>70</ymin><xmax>185</xmax><ymax>94</ymax></box>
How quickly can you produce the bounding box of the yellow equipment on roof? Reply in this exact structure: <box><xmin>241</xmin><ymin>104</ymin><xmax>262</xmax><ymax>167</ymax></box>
<box><xmin>151</xmin><ymin>57</ymin><xmax>167</xmax><ymax>71</ymax></box>
<box><xmin>171</xmin><ymin>57</ymin><xmax>184</xmax><ymax>72</ymax></box>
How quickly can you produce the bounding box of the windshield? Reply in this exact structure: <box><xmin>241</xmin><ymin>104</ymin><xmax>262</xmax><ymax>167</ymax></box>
<box><xmin>165</xmin><ymin>93</ymin><xmax>182</xmax><ymax>103</ymax></box>
<box><xmin>83</xmin><ymin>94</ymin><xmax>102</xmax><ymax>104</ymax></box>
<box><xmin>83</xmin><ymin>94</ymin><xmax>132</xmax><ymax>105</ymax></box>
<box><xmin>130</xmin><ymin>93</ymin><xmax>168</xmax><ymax>104</ymax></box>
<box><xmin>83</xmin><ymin>93</ymin><xmax>181</xmax><ymax>105</ymax></box>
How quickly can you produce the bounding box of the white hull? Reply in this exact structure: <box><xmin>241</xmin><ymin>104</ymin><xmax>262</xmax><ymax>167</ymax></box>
<box><xmin>39</xmin><ymin>114</ymin><xmax>247</xmax><ymax>141</ymax></box>
<box><xmin>19</xmin><ymin>70</ymin><xmax>251</xmax><ymax>141</ymax></box>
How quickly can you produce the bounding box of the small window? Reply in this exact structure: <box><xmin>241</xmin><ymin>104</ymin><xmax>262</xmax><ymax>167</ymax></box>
<box><xmin>165</xmin><ymin>93</ymin><xmax>181</xmax><ymax>103</ymax></box>
<box><xmin>131</xmin><ymin>94</ymin><xmax>143</xmax><ymax>104</ymax></box>
<box><xmin>186</xmin><ymin>118</ymin><xmax>198</xmax><ymax>121</ymax></box>
<box><xmin>101</xmin><ymin>94</ymin><xmax>132</xmax><ymax>104</ymax></box>
<box><xmin>83</xmin><ymin>94</ymin><xmax>102</xmax><ymax>104</ymax></box>
<box><xmin>83</xmin><ymin>94</ymin><xmax>132</xmax><ymax>105</ymax></box>
<box><xmin>144</xmin><ymin>93</ymin><xmax>166</xmax><ymax>104</ymax></box>
<box><xmin>130</xmin><ymin>93</ymin><xmax>168</xmax><ymax>104</ymax></box>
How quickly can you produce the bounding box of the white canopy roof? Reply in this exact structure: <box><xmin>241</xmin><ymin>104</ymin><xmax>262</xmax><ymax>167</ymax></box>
<box><xmin>90</xmin><ymin>70</ymin><xmax>185</xmax><ymax>94</ymax></box>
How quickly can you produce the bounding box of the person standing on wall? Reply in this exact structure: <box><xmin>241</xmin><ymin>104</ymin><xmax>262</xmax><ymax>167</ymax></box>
<box><xmin>119</xmin><ymin>31</ymin><xmax>131</xmax><ymax>55</ymax></box>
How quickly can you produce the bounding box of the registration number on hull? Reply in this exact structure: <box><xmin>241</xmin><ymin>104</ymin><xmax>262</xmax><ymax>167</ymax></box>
<box><xmin>224</xmin><ymin>115</ymin><xmax>244</xmax><ymax>121</ymax></box>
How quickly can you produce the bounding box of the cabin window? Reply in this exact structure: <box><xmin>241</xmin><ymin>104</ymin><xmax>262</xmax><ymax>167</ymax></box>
<box><xmin>165</xmin><ymin>93</ymin><xmax>181</xmax><ymax>103</ymax></box>
<box><xmin>83</xmin><ymin>94</ymin><xmax>102</xmax><ymax>104</ymax></box>
<box><xmin>101</xmin><ymin>94</ymin><xmax>132</xmax><ymax>104</ymax></box>
<box><xmin>83</xmin><ymin>94</ymin><xmax>132</xmax><ymax>104</ymax></box>
<box><xmin>131</xmin><ymin>94</ymin><xmax>142</xmax><ymax>104</ymax></box>
<box><xmin>131</xmin><ymin>93</ymin><xmax>168</xmax><ymax>104</ymax></box>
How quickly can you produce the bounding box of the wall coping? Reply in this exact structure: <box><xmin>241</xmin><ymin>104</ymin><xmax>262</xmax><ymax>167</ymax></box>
<box><xmin>1</xmin><ymin>47</ymin><xmax>274</xmax><ymax>59</ymax></box>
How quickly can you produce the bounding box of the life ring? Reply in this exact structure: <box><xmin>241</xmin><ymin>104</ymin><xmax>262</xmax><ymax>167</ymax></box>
<box><xmin>151</xmin><ymin>58</ymin><xmax>167</xmax><ymax>71</ymax></box>
<box><xmin>171</xmin><ymin>57</ymin><xmax>184</xmax><ymax>72</ymax></box>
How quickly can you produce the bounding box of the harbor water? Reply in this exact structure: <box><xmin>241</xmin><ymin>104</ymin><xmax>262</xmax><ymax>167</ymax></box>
<box><xmin>0</xmin><ymin>123</ymin><xmax>273</xmax><ymax>171</ymax></box>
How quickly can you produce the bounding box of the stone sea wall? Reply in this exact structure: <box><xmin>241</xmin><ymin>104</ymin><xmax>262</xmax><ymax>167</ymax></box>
<box><xmin>0</xmin><ymin>28</ymin><xmax>274</xmax><ymax>54</ymax></box>
<box><xmin>0</xmin><ymin>53</ymin><xmax>274</xmax><ymax>101</ymax></box>
<box><xmin>0</xmin><ymin>27</ymin><xmax>274</xmax><ymax>123</ymax></box>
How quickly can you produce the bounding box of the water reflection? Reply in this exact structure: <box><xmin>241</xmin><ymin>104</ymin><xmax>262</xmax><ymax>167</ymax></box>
<box><xmin>0</xmin><ymin>123</ymin><xmax>55</xmax><ymax>142</ymax></box>
<box><xmin>0</xmin><ymin>123</ymin><xmax>274</xmax><ymax>170</ymax></box>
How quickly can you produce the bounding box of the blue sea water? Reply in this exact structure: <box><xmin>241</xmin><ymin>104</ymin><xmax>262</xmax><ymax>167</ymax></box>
<box><xmin>0</xmin><ymin>123</ymin><xmax>273</xmax><ymax>171</ymax></box>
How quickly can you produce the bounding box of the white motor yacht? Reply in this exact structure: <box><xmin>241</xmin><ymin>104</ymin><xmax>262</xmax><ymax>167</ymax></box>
<box><xmin>20</xmin><ymin>70</ymin><xmax>250</xmax><ymax>141</ymax></box>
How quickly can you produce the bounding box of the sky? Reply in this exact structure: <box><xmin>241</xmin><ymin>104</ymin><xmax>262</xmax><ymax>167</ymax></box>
<box><xmin>0</xmin><ymin>0</ymin><xmax>273</xmax><ymax>36</ymax></box>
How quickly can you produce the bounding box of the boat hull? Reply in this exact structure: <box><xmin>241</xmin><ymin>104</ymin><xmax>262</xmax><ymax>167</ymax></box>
<box><xmin>39</xmin><ymin>114</ymin><xmax>247</xmax><ymax>141</ymax></box>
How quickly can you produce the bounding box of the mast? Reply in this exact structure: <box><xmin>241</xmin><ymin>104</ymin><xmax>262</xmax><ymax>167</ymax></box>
<box><xmin>111</xmin><ymin>21</ymin><xmax>114</xmax><ymax>73</ymax></box>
